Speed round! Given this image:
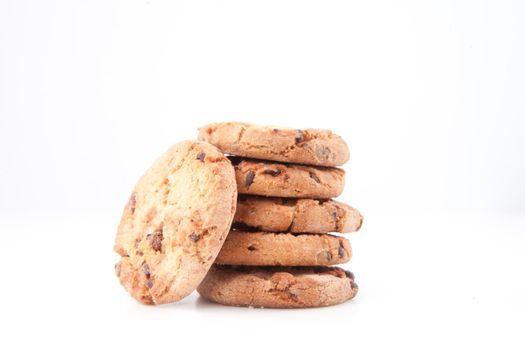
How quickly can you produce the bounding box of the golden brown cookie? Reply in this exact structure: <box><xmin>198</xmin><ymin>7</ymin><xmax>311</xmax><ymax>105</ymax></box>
<box><xmin>197</xmin><ymin>265</ymin><xmax>358</xmax><ymax>308</ymax></box>
<box><xmin>231</xmin><ymin>157</ymin><xmax>345</xmax><ymax>199</ymax></box>
<box><xmin>114</xmin><ymin>141</ymin><xmax>237</xmax><ymax>305</ymax></box>
<box><xmin>234</xmin><ymin>195</ymin><xmax>363</xmax><ymax>233</ymax></box>
<box><xmin>198</xmin><ymin>122</ymin><xmax>349</xmax><ymax>166</ymax></box>
<box><xmin>215</xmin><ymin>230</ymin><xmax>351</xmax><ymax>266</ymax></box>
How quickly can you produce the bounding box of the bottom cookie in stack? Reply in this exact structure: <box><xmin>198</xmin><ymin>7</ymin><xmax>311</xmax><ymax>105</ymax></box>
<box><xmin>197</xmin><ymin>265</ymin><xmax>358</xmax><ymax>308</ymax></box>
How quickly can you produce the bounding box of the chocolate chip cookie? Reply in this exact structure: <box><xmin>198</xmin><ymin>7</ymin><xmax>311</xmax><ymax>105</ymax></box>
<box><xmin>197</xmin><ymin>265</ymin><xmax>358</xmax><ymax>308</ymax></box>
<box><xmin>215</xmin><ymin>230</ymin><xmax>351</xmax><ymax>266</ymax></box>
<box><xmin>114</xmin><ymin>141</ymin><xmax>237</xmax><ymax>304</ymax></box>
<box><xmin>234</xmin><ymin>195</ymin><xmax>363</xmax><ymax>233</ymax></box>
<box><xmin>198</xmin><ymin>122</ymin><xmax>349</xmax><ymax>166</ymax></box>
<box><xmin>231</xmin><ymin>157</ymin><xmax>345</xmax><ymax>199</ymax></box>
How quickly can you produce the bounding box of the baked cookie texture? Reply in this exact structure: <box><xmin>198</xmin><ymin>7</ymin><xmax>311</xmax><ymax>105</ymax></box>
<box><xmin>234</xmin><ymin>195</ymin><xmax>363</xmax><ymax>233</ymax></box>
<box><xmin>198</xmin><ymin>122</ymin><xmax>349</xmax><ymax>166</ymax></box>
<box><xmin>114</xmin><ymin>141</ymin><xmax>237</xmax><ymax>305</ymax></box>
<box><xmin>215</xmin><ymin>231</ymin><xmax>351</xmax><ymax>266</ymax></box>
<box><xmin>231</xmin><ymin>157</ymin><xmax>345</xmax><ymax>199</ymax></box>
<box><xmin>198</xmin><ymin>265</ymin><xmax>358</xmax><ymax>308</ymax></box>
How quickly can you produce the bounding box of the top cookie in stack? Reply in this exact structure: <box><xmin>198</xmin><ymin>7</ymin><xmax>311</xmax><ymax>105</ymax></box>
<box><xmin>198</xmin><ymin>122</ymin><xmax>362</xmax><ymax>308</ymax></box>
<box><xmin>198</xmin><ymin>122</ymin><xmax>349</xmax><ymax>167</ymax></box>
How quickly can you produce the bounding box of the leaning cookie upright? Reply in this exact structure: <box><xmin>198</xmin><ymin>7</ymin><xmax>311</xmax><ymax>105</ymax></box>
<box><xmin>114</xmin><ymin>141</ymin><xmax>237</xmax><ymax>305</ymax></box>
<box><xmin>198</xmin><ymin>122</ymin><xmax>362</xmax><ymax>308</ymax></box>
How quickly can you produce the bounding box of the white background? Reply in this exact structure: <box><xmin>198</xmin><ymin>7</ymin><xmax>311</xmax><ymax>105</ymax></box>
<box><xmin>1</xmin><ymin>0</ymin><xmax>524</xmax><ymax>349</ymax></box>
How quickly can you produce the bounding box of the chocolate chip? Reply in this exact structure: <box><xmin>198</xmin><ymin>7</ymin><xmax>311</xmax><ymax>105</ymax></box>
<box><xmin>350</xmin><ymin>281</ymin><xmax>359</xmax><ymax>290</ymax></box>
<box><xmin>345</xmin><ymin>270</ymin><xmax>355</xmax><ymax>280</ymax></box>
<box><xmin>196</xmin><ymin>152</ymin><xmax>206</xmax><ymax>163</ymax></box>
<box><xmin>247</xmin><ymin>245</ymin><xmax>257</xmax><ymax>251</ymax></box>
<box><xmin>140</xmin><ymin>262</ymin><xmax>151</xmax><ymax>277</ymax></box>
<box><xmin>263</xmin><ymin>169</ymin><xmax>281</xmax><ymax>177</ymax></box>
<box><xmin>147</xmin><ymin>229</ymin><xmax>163</xmax><ymax>252</ymax></box>
<box><xmin>190</xmin><ymin>232</ymin><xmax>200</xmax><ymax>242</ymax></box>
<box><xmin>273</xmin><ymin>128</ymin><xmax>280</xmax><ymax>133</ymax></box>
<box><xmin>338</xmin><ymin>246</ymin><xmax>345</xmax><ymax>258</ymax></box>
<box><xmin>295</xmin><ymin>130</ymin><xmax>304</xmax><ymax>143</ymax></box>
<box><xmin>145</xmin><ymin>279</ymin><xmax>154</xmax><ymax>289</ymax></box>
<box><xmin>129</xmin><ymin>193</ymin><xmax>137</xmax><ymax>214</ymax></box>
<box><xmin>309</xmin><ymin>171</ymin><xmax>321</xmax><ymax>183</ymax></box>
<box><xmin>245</xmin><ymin>171</ymin><xmax>255</xmax><ymax>188</ymax></box>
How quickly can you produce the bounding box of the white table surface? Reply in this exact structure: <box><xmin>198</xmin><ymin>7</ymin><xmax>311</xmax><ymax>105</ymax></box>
<box><xmin>2</xmin><ymin>209</ymin><xmax>523</xmax><ymax>349</ymax></box>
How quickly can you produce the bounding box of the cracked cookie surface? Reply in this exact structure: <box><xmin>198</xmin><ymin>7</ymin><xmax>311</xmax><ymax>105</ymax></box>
<box><xmin>198</xmin><ymin>122</ymin><xmax>349</xmax><ymax>166</ymax></box>
<box><xmin>234</xmin><ymin>195</ymin><xmax>363</xmax><ymax>233</ymax></box>
<box><xmin>231</xmin><ymin>157</ymin><xmax>345</xmax><ymax>199</ymax></box>
<box><xmin>197</xmin><ymin>265</ymin><xmax>358</xmax><ymax>308</ymax></box>
<box><xmin>215</xmin><ymin>230</ymin><xmax>352</xmax><ymax>266</ymax></box>
<box><xmin>114</xmin><ymin>141</ymin><xmax>237</xmax><ymax>305</ymax></box>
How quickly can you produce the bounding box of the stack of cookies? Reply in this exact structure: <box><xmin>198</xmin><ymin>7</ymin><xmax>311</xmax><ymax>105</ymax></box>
<box><xmin>113</xmin><ymin>122</ymin><xmax>362</xmax><ymax>308</ymax></box>
<box><xmin>196</xmin><ymin>122</ymin><xmax>362</xmax><ymax>308</ymax></box>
